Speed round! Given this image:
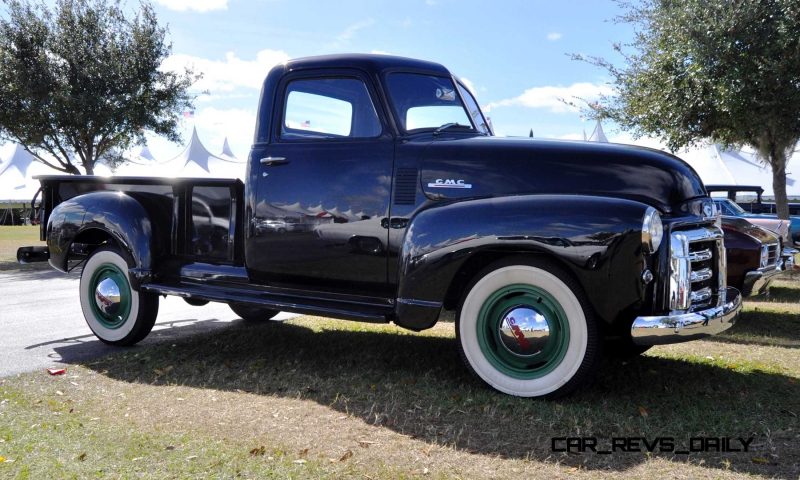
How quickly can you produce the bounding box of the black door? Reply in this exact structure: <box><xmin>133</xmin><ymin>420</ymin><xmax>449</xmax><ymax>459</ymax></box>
<box><xmin>248</xmin><ymin>72</ymin><xmax>394</xmax><ymax>297</ymax></box>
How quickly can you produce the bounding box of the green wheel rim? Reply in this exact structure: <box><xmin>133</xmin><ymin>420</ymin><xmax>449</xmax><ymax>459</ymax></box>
<box><xmin>87</xmin><ymin>262</ymin><xmax>132</xmax><ymax>329</ymax></box>
<box><xmin>475</xmin><ymin>283</ymin><xmax>570</xmax><ymax>379</ymax></box>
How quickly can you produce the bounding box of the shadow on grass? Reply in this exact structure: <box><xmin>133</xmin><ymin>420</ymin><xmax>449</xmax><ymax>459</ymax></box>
<box><xmin>765</xmin><ymin>285</ymin><xmax>800</xmax><ymax>303</ymax></box>
<box><xmin>705</xmin><ymin>308</ymin><xmax>800</xmax><ymax>348</ymax></box>
<box><xmin>71</xmin><ymin>319</ymin><xmax>799</xmax><ymax>478</ymax></box>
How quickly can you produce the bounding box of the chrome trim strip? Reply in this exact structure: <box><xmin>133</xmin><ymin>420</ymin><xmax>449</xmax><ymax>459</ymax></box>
<box><xmin>669</xmin><ymin>231</ymin><xmax>692</xmax><ymax>311</ymax></box>
<box><xmin>689</xmin><ymin>249</ymin><xmax>713</xmax><ymax>262</ymax></box>
<box><xmin>396</xmin><ymin>298</ymin><xmax>443</xmax><ymax>308</ymax></box>
<box><xmin>690</xmin><ymin>268</ymin><xmax>712</xmax><ymax>283</ymax></box>
<box><xmin>690</xmin><ymin>286</ymin><xmax>712</xmax><ymax>303</ymax></box>
<box><xmin>631</xmin><ymin>287</ymin><xmax>741</xmax><ymax>345</ymax></box>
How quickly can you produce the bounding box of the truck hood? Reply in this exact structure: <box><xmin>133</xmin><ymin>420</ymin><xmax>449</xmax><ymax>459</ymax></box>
<box><xmin>419</xmin><ymin>136</ymin><xmax>706</xmax><ymax>213</ymax></box>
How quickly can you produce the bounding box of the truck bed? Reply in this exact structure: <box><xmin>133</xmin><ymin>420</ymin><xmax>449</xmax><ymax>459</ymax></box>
<box><xmin>34</xmin><ymin>175</ymin><xmax>245</xmax><ymax>264</ymax></box>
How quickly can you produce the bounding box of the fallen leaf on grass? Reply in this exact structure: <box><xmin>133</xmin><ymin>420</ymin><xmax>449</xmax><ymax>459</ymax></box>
<box><xmin>46</xmin><ymin>368</ymin><xmax>66</xmax><ymax>376</ymax></box>
<box><xmin>186</xmin><ymin>455</ymin><xmax>198</xmax><ymax>461</ymax></box>
<box><xmin>751</xmin><ymin>457</ymin><xmax>770</xmax><ymax>464</ymax></box>
<box><xmin>358</xmin><ymin>440</ymin><xmax>379</xmax><ymax>448</ymax></box>
<box><xmin>55</xmin><ymin>391</ymin><xmax>64</xmax><ymax>396</ymax></box>
<box><xmin>0</xmin><ymin>456</ymin><xmax>5</xmax><ymax>463</ymax></box>
<box><xmin>293</xmin><ymin>459</ymin><xmax>307</xmax><ymax>465</ymax></box>
<box><xmin>165</xmin><ymin>446</ymin><xmax>175</xmax><ymax>451</ymax></box>
<box><xmin>249</xmin><ymin>446</ymin><xmax>266</xmax><ymax>456</ymax></box>
<box><xmin>298</xmin><ymin>448</ymin><xmax>309</xmax><ymax>457</ymax></box>
<box><xmin>638</xmin><ymin>406</ymin><xmax>648</xmax><ymax>417</ymax></box>
<box><xmin>339</xmin><ymin>450</ymin><xmax>353</xmax><ymax>462</ymax></box>
<box><xmin>77</xmin><ymin>452</ymin><xmax>86</xmax><ymax>461</ymax></box>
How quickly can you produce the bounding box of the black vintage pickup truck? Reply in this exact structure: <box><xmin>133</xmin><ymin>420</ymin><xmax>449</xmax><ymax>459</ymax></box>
<box><xmin>19</xmin><ymin>54</ymin><xmax>741</xmax><ymax>398</ymax></box>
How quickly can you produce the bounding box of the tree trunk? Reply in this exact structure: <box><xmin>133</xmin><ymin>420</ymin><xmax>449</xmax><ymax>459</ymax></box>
<box><xmin>83</xmin><ymin>153</ymin><xmax>94</xmax><ymax>175</ymax></box>
<box><xmin>771</xmin><ymin>150</ymin><xmax>789</xmax><ymax>220</ymax></box>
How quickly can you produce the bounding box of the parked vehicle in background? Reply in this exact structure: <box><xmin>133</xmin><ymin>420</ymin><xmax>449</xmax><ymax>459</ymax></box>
<box><xmin>721</xmin><ymin>217</ymin><xmax>792</xmax><ymax>296</ymax></box>
<box><xmin>713</xmin><ymin>198</ymin><xmax>793</xmax><ymax>245</ymax></box>
<box><xmin>708</xmin><ymin>185</ymin><xmax>800</xmax><ymax>245</ymax></box>
<box><xmin>18</xmin><ymin>54</ymin><xmax>741</xmax><ymax>398</ymax></box>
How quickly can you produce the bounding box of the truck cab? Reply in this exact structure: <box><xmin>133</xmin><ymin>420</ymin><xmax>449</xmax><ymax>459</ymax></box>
<box><xmin>20</xmin><ymin>54</ymin><xmax>741</xmax><ymax>398</ymax></box>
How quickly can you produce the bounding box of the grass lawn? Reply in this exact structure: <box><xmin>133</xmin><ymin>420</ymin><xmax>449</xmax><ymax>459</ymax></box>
<box><xmin>1</xmin><ymin>284</ymin><xmax>799</xmax><ymax>478</ymax></box>
<box><xmin>0</xmin><ymin>226</ymin><xmax>42</xmax><ymax>268</ymax></box>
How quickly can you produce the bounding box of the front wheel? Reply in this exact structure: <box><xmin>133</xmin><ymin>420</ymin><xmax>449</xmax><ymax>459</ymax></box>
<box><xmin>79</xmin><ymin>247</ymin><xmax>159</xmax><ymax>346</ymax></box>
<box><xmin>457</xmin><ymin>259</ymin><xmax>600</xmax><ymax>398</ymax></box>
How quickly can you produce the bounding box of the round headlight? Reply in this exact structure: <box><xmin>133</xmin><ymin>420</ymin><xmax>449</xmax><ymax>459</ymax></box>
<box><xmin>642</xmin><ymin>207</ymin><xmax>663</xmax><ymax>253</ymax></box>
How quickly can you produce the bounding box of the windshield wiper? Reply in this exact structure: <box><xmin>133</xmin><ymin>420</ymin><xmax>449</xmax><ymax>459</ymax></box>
<box><xmin>433</xmin><ymin>122</ymin><xmax>472</xmax><ymax>136</ymax></box>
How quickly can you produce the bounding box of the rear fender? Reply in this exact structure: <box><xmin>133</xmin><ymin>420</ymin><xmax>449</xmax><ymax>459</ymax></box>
<box><xmin>46</xmin><ymin>191</ymin><xmax>160</xmax><ymax>285</ymax></box>
<box><xmin>395</xmin><ymin>195</ymin><xmax>655</xmax><ymax>330</ymax></box>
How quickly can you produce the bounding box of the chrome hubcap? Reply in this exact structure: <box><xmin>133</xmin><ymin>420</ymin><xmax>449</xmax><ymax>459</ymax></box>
<box><xmin>497</xmin><ymin>306</ymin><xmax>550</xmax><ymax>357</ymax></box>
<box><xmin>95</xmin><ymin>277</ymin><xmax>122</xmax><ymax>317</ymax></box>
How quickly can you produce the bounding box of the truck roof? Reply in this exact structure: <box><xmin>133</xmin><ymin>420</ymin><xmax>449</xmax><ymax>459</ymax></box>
<box><xmin>284</xmin><ymin>53</ymin><xmax>451</xmax><ymax>76</ymax></box>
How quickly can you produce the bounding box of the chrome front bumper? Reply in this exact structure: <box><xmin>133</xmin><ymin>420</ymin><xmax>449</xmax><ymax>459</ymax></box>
<box><xmin>631</xmin><ymin>287</ymin><xmax>742</xmax><ymax>346</ymax></box>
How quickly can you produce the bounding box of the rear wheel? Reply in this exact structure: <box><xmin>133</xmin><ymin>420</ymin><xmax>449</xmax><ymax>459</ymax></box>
<box><xmin>79</xmin><ymin>247</ymin><xmax>159</xmax><ymax>346</ymax></box>
<box><xmin>457</xmin><ymin>258</ymin><xmax>600</xmax><ymax>398</ymax></box>
<box><xmin>229</xmin><ymin>303</ymin><xmax>280</xmax><ymax>322</ymax></box>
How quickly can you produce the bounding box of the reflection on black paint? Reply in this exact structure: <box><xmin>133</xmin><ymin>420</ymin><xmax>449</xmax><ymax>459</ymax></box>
<box><xmin>191</xmin><ymin>186</ymin><xmax>231</xmax><ymax>259</ymax></box>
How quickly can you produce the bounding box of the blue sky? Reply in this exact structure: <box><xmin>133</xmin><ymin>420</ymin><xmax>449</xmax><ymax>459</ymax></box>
<box><xmin>147</xmin><ymin>0</ymin><xmax>634</xmax><ymax>160</ymax></box>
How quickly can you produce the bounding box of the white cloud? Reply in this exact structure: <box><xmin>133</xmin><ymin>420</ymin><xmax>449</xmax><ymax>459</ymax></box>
<box><xmin>459</xmin><ymin>77</ymin><xmax>478</xmax><ymax>95</ymax></box>
<box><xmin>555</xmin><ymin>132</ymin><xmax>585</xmax><ymax>141</ymax></box>
<box><xmin>486</xmin><ymin>82</ymin><xmax>613</xmax><ymax>114</ymax></box>
<box><xmin>336</xmin><ymin>19</ymin><xmax>375</xmax><ymax>43</ymax></box>
<box><xmin>370</xmin><ymin>49</ymin><xmax>394</xmax><ymax>55</ymax></box>
<box><xmin>155</xmin><ymin>0</ymin><xmax>227</xmax><ymax>12</ymax></box>
<box><xmin>162</xmin><ymin>49</ymin><xmax>290</xmax><ymax>94</ymax></box>
<box><xmin>546</xmin><ymin>32</ymin><xmax>563</xmax><ymax>41</ymax></box>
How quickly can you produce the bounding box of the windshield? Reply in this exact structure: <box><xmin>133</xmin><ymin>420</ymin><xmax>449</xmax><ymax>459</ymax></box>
<box><xmin>715</xmin><ymin>198</ymin><xmax>746</xmax><ymax>216</ymax></box>
<box><xmin>386</xmin><ymin>73</ymin><xmax>476</xmax><ymax>133</ymax></box>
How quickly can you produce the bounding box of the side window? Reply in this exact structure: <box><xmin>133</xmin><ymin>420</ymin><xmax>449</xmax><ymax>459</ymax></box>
<box><xmin>281</xmin><ymin>78</ymin><xmax>381</xmax><ymax>139</ymax></box>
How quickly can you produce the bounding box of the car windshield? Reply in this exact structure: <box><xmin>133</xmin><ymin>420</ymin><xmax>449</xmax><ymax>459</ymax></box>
<box><xmin>385</xmin><ymin>73</ymin><xmax>478</xmax><ymax>133</ymax></box>
<box><xmin>716</xmin><ymin>198</ymin><xmax>747</xmax><ymax>216</ymax></box>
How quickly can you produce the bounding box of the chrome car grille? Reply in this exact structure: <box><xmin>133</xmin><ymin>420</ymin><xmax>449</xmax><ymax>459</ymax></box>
<box><xmin>669</xmin><ymin>227</ymin><xmax>726</xmax><ymax>312</ymax></box>
<box><xmin>765</xmin><ymin>244</ymin><xmax>778</xmax><ymax>268</ymax></box>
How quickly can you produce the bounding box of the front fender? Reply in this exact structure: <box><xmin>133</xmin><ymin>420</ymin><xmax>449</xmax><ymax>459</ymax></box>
<box><xmin>395</xmin><ymin>195</ymin><xmax>655</xmax><ymax>330</ymax></box>
<box><xmin>46</xmin><ymin>191</ymin><xmax>158</xmax><ymax>279</ymax></box>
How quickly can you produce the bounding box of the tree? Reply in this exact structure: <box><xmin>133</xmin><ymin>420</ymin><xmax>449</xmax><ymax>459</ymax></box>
<box><xmin>576</xmin><ymin>0</ymin><xmax>800</xmax><ymax>218</ymax></box>
<box><xmin>0</xmin><ymin>0</ymin><xmax>197</xmax><ymax>175</ymax></box>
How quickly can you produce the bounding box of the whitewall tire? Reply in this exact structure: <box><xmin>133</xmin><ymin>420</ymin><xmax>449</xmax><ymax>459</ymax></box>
<box><xmin>79</xmin><ymin>247</ymin><xmax>159</xmax><ymax>346</ymax></box>
<box><xmin>457</xmin><ymin>258</ymin><xmax>600</xmax><ymax>398</ymax></box>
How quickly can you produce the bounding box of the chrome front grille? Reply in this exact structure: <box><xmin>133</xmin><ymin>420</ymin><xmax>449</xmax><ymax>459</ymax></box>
<box><xmin>765</xmin><ymin>244</ymin><xmax>778</xmax><ymax>268</ymax></box>
<box><xmin>669</xmin><ymin>227</ymin><xmax>725</xmax><ymax>312</ymax></box>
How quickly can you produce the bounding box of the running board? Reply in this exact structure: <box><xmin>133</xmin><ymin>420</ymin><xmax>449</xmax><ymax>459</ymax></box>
<box><xmin>141</xmin><ymin>282</ymin><xmax>393</xmax><ymax>323</ymax></box>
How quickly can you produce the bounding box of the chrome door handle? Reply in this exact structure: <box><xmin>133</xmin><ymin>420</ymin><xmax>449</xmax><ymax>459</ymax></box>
<box><xmin>259</xmin><ymin>156</ymin><xmax>289</xmax><ymax>166</ymax></box>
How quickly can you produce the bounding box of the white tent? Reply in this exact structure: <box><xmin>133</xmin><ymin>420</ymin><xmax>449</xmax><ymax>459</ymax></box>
<box><xmin>587</xmin><ymin>119</ymin><xmax>608</xmax><ymax>143</ymax></box>
<box><xmin>115</xmin><ymin>142</ymin><xmax>162</xmax><ymax>177</ymax></box>
<box><xmin>219</xmin><ymin>137</ymin><xmax>238</xmax><ymax>161</ymax></box>
<box><xmin>630</xmin><ymin>141</ymin><xmax>800</xmax><ymax>197</ymax></box>
<box><xmin>0</xmin><ymin>144</ymin><xmax>50</xmax><ymax>202</ymax></box>
<box><xmin>157</xmin><ymin>127</ymin><xmax>245</xmax><ymax>178</ymax></box>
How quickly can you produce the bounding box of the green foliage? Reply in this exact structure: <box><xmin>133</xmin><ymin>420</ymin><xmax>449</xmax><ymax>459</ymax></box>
<box><xmin>0</xmin><ymin>0</ymin><xmax>198</xmax><ymax>174</ymax></box>
<box><xmin>577</xmin><ymin>0</ymin><xmax>800</xmax><ymax>218</ymax></box>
